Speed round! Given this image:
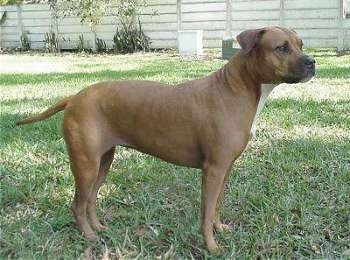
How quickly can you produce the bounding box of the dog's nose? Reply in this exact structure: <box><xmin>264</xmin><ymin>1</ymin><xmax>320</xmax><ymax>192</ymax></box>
<box><xmin>303</xmin><ymin>56</ymin><xmax>315</xmax><ymax>67</ymax></box>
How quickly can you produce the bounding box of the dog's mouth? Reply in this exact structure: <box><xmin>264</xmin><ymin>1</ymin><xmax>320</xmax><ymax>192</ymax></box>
<box><xmin>282</xmin><ymin>71</ymin><xmax>314</xmax><ymax>83</ymax></box>
<box><xmin>282</xmin><ymin>65</ymin><xmax>315</xmax><ymax>84</ymax></box>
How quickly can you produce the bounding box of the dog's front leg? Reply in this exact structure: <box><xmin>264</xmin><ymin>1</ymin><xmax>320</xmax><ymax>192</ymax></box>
<box><xmin>200</xmin><ymin>163</ymin><xmax>231</xmax><ymax>253</ymax></box>
<box><xmin>214</xmin><ymin>168</ymin><xmax>233</xmax><ymax>233</ymax></box>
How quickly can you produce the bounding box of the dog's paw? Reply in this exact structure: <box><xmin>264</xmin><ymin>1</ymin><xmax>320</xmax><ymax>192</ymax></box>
<box><xmin>84</xmin><ymin>232</ymin><xmax>98</xmax><ymax>242</ymax></box>
<box><xmin>214</xmin><ymin>223</ymin><xmax>232</xmax><ymax>233</ymax></box>
<box><xmin>92</xmin><ymin>223</ymin><xmax>107</xmax><ymax>232</ymax></box>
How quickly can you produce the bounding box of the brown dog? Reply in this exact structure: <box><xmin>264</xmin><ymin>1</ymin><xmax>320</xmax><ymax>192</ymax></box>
<box><xmin>16</xmin><ymin>26</ymin><xmax>315</xmax><ymax>253</ymax></box>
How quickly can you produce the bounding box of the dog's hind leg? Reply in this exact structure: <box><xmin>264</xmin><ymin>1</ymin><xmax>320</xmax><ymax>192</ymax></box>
<box><xmin>63</xmin><ymin>117</ymin><xmax>103</xmax><ymax>241</ymax></box>
<box><xmin>87</xmin><ymin>146</ymin><xmax>115</xmax><ymax>231</ymax></box>
<box><xmin>69</xmin><ymin>154</ymin><xmax>100</xmax><ymax>240</ymax></box>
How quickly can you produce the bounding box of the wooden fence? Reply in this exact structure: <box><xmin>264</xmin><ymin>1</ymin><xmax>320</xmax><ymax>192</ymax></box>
<box><xmin>0</xmin><ymin>0</ymin><xmax>349</xmax><ymax>51</ymax></box>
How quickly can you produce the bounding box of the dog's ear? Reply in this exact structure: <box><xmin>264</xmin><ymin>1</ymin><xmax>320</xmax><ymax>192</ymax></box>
<box><xmin>236</xmin><ymin>28</ymin><xmax>266</xmax><ymax>54</ymax></box>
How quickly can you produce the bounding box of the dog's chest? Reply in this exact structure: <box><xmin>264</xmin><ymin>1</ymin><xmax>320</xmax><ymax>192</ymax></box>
<box><xmin>250</xmin><ymin>84</ymin><xmax>277</xmax><ymax>137</ymax></box>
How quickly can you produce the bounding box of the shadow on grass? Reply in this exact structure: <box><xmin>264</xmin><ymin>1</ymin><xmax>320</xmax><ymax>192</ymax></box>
<box><xmin>0</xmin><ymin>60</ymin><xmax>216</xmax><ymax>86</ymax></box>
<box><xmin>1</xmin><ymin>66</ymin><xmax>348</xmax><ymax>88</ymax></box>
<box><xmin>1</xmin><ymin>119</ymin><xmax>349</xmax><ymax>258</ymax></box>
<box><xmin>1</xmin><ymin>51</ymin><xmax>349</xmax><ymax>258</ymax></box>
<box><xmin>227</xmin><ymin>135</ymin><xmax>349</xmax><ymax>258</ymax></box>
<box><xmin>1</xmin><ymin>92</ymin><xmax>349</xmax><ymax>258</ymax></box>
<box><xmin>0</xmin><ymin>56</ymin><xmax>349</xmax><ymax>89</ymax></box>
<box><xmin>1</xmin><ymin>96</ymin><xmax>63</xmax><ymax>107</ymax></box>
<box><xmin>0</xmin><ymin>98</ymin><xmax>64</xmax><ymax>149</ymax></box>
<box><xmin>316</xmin><ymin>66</ymin><xmax>350</xmax><ymax>79</ymax></box>
<box><xmin>0</xmin><ymin>69</ymin><xmax>160</xmax><ymax>86</ymax></box>
<box><xmin>266</xmin><ymin>98</ymin><xmax>350</xmax><ymax>128</ymax></box>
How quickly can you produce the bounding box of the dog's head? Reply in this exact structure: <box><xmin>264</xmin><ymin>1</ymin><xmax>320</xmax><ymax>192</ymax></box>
<box><xmin>237</xmin><ymin>26</ymin><xmax>315</xmax><ymax>84</ymax></box>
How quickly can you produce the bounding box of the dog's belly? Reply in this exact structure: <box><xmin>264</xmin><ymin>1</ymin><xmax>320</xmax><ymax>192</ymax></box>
<box><xmin>127</xmin><ymin>142</ymin><xmax>203</xmax><ymax>169</ymax></box>
<box><xmin>109</xmin><ymin>123</ymin><xmax>203</xmax><ymax>169</ymax></box>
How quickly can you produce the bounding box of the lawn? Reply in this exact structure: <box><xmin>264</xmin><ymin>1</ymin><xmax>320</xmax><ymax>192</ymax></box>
<box><xmin>0</xmin><ymin>50</ymin><xmax>349</xmax><ymax>259</ymax></box>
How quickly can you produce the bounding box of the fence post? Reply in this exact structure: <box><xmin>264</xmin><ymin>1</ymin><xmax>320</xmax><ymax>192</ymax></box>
<box><xmin>51</xmin><ymin>7</ymin><xmax>60</xmax><ymax>52</ymax></box>
<box><xmin>177</xmin><ymin>0</ymin><xmax>182</xmax><ymax>31</ymax></box>
<box><xmin>91</xmin><ymin>26</ymin><xmax>97</xmax><ymax>52</ymax></box>
<box><xmin>16</xmin><ymin>4</ymin><xmax>23</xmax><ymax>48</ymax></box>
<box><xmin>279</xmin><ymin>0</ymin><xmax>285</xmax><ymax>27</ymax></box>
<box><xmin>337</xmin><ymin>0</ymin><xmax>345</xmax><ymax>51</ymax></box>
<box><xmin>224</xmin><ymin>0</ymin><xmax>232</xmax><ymax>38</ymax></box>
<box><xmin>0</xmin><ymin>7</ymin><xmax>3</xmax><ymax>49</ymax></box>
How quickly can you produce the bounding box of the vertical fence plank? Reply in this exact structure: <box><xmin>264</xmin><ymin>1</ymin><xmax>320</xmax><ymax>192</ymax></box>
<box><xmin>0</xmin><ymin>7</ymin><xmax>3</xmax><ymax>49</ymax></box>
<box><xmin>224</xmin><ymin>0</ymin><xmax>232</xmax><ymax>38</ymax></box>
<box><xmin>177</xmin><ymin>0</ymin><xmax>182</xmax><ymax>31</ymax></box>
<box><xmin>279</xmin><ymin>0</ymin><xmax>285</xmax><ymax>26</ymax></box>
<box><xmin>16</xmin><ymin>4</ymin><xmax>23</xmax><ymax>48</ymax></box>
<box><xmin>337</xmin><ymin>0</ymin><xmax>345</xmax><ymax>51</ymax></box>
<box><xmin>51</xmin><ymin>7</ymin><xmax>60</xmax><ymax>51</ymax></box>
<box><xmin>91</xmin><ymin>27</ymin><xmax>97</xmax><ymax>52</ymax></box>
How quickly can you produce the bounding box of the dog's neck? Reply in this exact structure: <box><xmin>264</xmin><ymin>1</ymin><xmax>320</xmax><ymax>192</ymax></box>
<box><xmin>218</xmin><ymin>53</ymin><xmax>279</xmax><ymax>137</ymax></box>
<box><xmin>221</xmin><ymin>51</ymin><xmax>263</xmax><ymax>91</ymax></box>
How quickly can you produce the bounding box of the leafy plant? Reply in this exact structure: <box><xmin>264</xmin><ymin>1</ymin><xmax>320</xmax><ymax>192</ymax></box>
<box><xmin>20</xmin><ymin>32</ymin><xmax>30</xmax><ymax>51</ymax></box>
<box><xmin>113</xmin><ymin>18</ymin><xmax>150</xmax><ymax>54</ymax></box>
<box><xmin>77</xmin><ymin>34</ymin><xmax>94</xmax><ymax>53</ymax></box>
<box><xmin>44</xmin><ymin>31</ymin><xmax>58</xmax><ymax>53</ymax></box>
<box><xmin>0</xmin><ymin>0</ymin><xmax>19</xmax><ymax>5</ymax></box>
<box><xmin>49</xmin><ymin>0</ymin><xmax>149</xmax><ymax>52</ymax></box>
<box><xmin>0</xmin><ymin>10</ymin><xmax>7</xmax><ymax>25</ymax></box>
<box><xmin>50</xmin><ymin>0</ymin><xmax>106</xmax><ymax>28</ymax></box>
<box><xmin>77</xmin><ymin>34</ymin><xmax>86</xmax><ymax>52</ymax></box>
<box><xmin>95</xmin><ymin>37</ymin><xmax>107</xmax><ymax>53</ymax></box>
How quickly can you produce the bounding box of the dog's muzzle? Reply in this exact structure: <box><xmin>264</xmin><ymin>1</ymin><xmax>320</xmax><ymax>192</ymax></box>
<box><xmin>282</xmin><ymin>55</ymin><xmax>316</xmax><ymax>84</ymax></box>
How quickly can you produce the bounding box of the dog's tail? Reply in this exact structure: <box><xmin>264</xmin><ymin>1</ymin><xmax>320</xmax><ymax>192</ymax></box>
<box><xmin>16</xmin><ymin>95</ymin><xmax>73</xmax><ymax>125</ymax></box>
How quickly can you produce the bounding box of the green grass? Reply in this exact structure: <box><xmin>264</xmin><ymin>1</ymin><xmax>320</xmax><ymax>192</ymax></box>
<box><xmin>1</xmin><ymin>50</ymin><xmax>349</xmax><ymax>259</ymax></box>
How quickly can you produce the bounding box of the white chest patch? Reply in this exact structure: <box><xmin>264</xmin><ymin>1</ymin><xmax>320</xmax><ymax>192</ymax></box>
<box><xmin>250</xmin><ymin>84</ymin><xmax>278</xmax><ymax>138</ymax></box>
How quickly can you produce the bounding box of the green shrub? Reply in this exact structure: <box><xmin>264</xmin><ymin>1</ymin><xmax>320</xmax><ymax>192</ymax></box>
<box><xmin>113</xmin><ymin>18</ymin><xmax>150</xmax><ymax>54</ymax></box>
<box><xmin>77</xmin><ymin>34</ymin><xmax>91</xmax><ymax>52</ymax></box>
<box><xmin>95</xmin><ymin>37</ymin><xmax>107</xmax><ymax>53</ymax></box>
<box><xmin>44</xmin><ymin>31</ymin><xmax>58</xmax><ymax>53</ymax></box>
<box><xmin>20</xmin><ymin>32</ymin><xmax>30</xmax><ymax>51</ymax></box>
<box><xmin>0</xmin><ymin>10</ymin><xmax>7</xmax><ymax>25</ymax></box>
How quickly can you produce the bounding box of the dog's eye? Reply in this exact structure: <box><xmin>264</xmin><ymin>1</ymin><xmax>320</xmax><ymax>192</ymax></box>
<box><xmin>276</xmin><ymin>44</ymin><xmax>289</xmax><ymax>53</ymax></box>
